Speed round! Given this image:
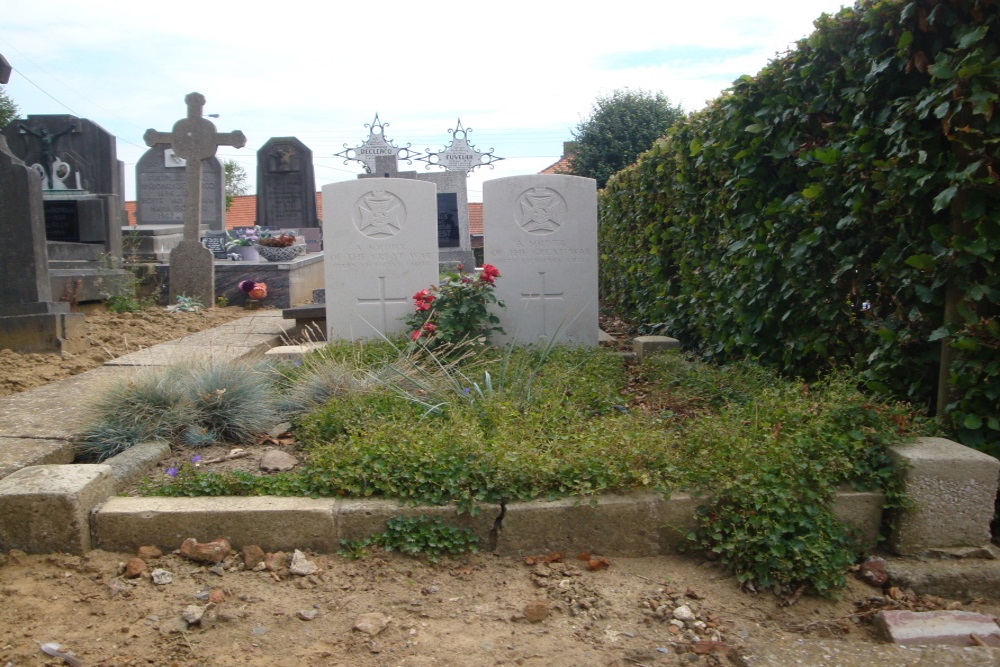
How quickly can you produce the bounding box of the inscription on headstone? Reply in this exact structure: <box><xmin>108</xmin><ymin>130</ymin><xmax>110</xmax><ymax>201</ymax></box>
<box><xmin>256</xmin><ymin>137</ymin><xmax>318</xmax><ymax>228</ymax></box>
<box><xmin>200</xmin><ymin>232</ymin><xmax>228</xmax><ymax>259</ymax></box>
<box><xmin>437</xmin><ymin>193</ymin><xmax>459</xmax><ymax>248</ymax></box>
<box><xmin>42</xmin><ymin>201</ymin><xmax>80</xmax><ymax>242</ymax></box>
<box><xmin>136</xmin><ymin>144</ymin><xmax>224</xmax><ymax>228</ymax></box>
<box><xmin>322</xmin><ymin>179</ymin><xmax>438</xmax><ymax>340</ymax></box>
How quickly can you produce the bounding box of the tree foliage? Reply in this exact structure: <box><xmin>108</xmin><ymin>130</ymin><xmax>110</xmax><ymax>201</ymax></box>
<box><xmin>223</xmin><ymin>159</ymin><xmax>248</xmax><ymax>211</ymax></box>
<box><xmin>598</xmin><ymin>0</ymin><xmax>1000</xmax><ymax>455</ymax></box>
<box><xmin>0</xmin><ymin>86</ymin><xmax>18</xmax><ymax>130</ymax></box>
<box><xmin>570</xmin><ymin>89</ymin><xmax>684</xmax><ymax>188</ymax></box>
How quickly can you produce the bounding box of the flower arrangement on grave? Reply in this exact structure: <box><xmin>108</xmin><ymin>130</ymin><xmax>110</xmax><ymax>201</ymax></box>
<box><xmin>256</xmin><ymin>232</ymin><xmax>297</xmax><ymax>248</ymax></box>
<box><xmin>226</xmin><ymin>225</ymin><xmax>262</xmax><ymax>249</ymax></box>
<box><xmin>239</xmin><ymin>279</ymin><xmax>267</xmax><ymax>308</ymax></box>
<box><xmin>405</xmin><ymin>264</ymin><xmax>504</xmax><ymax>349</ymax></box>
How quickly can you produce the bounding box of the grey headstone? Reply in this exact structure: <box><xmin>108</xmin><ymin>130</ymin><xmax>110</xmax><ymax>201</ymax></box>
<box><xmin>484</xmin><ymin>174</ymin><xmax>599</xmax><ymax>346</ymax></box>
<box><xmin>0</xmin><ymin>135</ymin><xmax>52</xmax><ymax>305</ymax></box>
<box><xmin>136</xmin><ymin>144</ymin><xmax>224</xmax><ymax>229</ymax></box>
<box><xmin>143</xmin><ymin>92</ymin><xmax>246</xmax><ymax>304</ymax></box>
<box><xmin>256</xmin><ymin>137</ymin><xmax>318</xmax><ymax>228</ymax></box>
<box><xmin>321</xmin><ymin>178</ymin><xmax>438</xmax><ymax>340</ymax></box>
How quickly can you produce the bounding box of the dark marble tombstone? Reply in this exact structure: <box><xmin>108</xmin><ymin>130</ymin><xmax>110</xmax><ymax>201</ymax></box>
<box><xmin>2</xmin><ymin>114</ymin><xmax>123</xmax><ymax>258</ymax></box>
<box><xmin>437</xmin><ymin>193</ymin><xmax>460</xmax><ymax>248</ymax></box>
<box><xmin>256</xmin><ymin>137</ymin><xmax>318</xmax><ymax>228</ymax></box>
<box><xmin>0</xmin><ymin>136</ymin><xmax>85</xmax><ymax>353</ymax></box>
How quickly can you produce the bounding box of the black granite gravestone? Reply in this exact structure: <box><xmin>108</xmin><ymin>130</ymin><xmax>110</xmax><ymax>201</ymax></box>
<box><xmin>437</xmin><ymin>193</ymin><xmax>460</xmax><ymax>248</ymax></box>
<box><xmin>256</xmin><ymin>137</ymin><xmax>319</xmax><ymax>228</ymax></box>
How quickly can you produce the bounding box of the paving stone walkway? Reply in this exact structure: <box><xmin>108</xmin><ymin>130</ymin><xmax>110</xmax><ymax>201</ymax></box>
<box><xmin>0</xmin><ymin>310</ymin><xmax>292</xmax><ymax>479</ymax></box>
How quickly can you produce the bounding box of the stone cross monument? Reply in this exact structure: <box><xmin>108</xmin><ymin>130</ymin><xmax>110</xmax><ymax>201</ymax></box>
<box><xmin>144</xmin><ymin>93</ymin><xmax>246</xmax><ymax>305</ymax></box>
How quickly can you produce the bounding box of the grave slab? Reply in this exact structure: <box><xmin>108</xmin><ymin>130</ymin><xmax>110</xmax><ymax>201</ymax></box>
<box><xmin>484</xmin><ymin>174</ymin><xmax>598</xmax><ymax>346</ymax></box>
<box><xmin>888</xmin><ymin>437</ymin><xmax>999</xmax><ymax>554</ymax></box>
<box><xmin>633</xmin><ymin>335</ymin><xmax>681</xmax><ymax>361</ymax></box>
<box><xmin>335</xmin><ymin>498</ymin><xmax>499</xmax><ymax>549</ymax></box>
<box><xmin>0</xmin><ymin>464</ymin><xmax>114</xmax><ymax>553</ymax></box>
<box><xmin>0</xmin><ymin>365</ymin><xmax>132</xmax><ymax>439</ymax></box>
<box><xmin>94</xmin><ymin>496</ymin><xmax>339</xmax><ymax>553</ymax></box>
<box><xmin>322</xmin><ymin>179</ymin><xmax>438</xmax><ymax>340</ymax></box>
<box><xmin>0</xmin><ymin>438</ymin><xmax>76</xmax><ymax>480</ymax></box>
<box><xmin>102</xmin><ymin>440</ymin><xmax>171</xmax><ymax>494</ymax></box>
<box><xmin>498</xmin><ymin>492</ymin><xmax>664</xmax><ymax>557</ymax></box>
<box><xmin>874</xmin><ymin>610</ymin><xmax>1000</xmax><ymax>646</ymax></box>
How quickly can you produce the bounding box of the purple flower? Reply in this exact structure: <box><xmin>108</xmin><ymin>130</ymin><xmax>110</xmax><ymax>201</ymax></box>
<box><xmin>191</xmin><ymin>455</ymin><xmax>202</xmax><ymax>464</ymax></box>
<box><xmin>239</xmin><ymin>280</ymin><xmax>257</xmax><ymax>293</ymax></box>
<box><xmin>166</xmin><ymin>466</ymin><xmax>179</xmax><ymax>478</ymax></box>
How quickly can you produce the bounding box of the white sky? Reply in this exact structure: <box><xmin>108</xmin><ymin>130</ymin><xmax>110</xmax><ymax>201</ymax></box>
<box><xmin>2</xmin><ymin>0</ymin><xmax>851</xmax><ymax>202</ymax></box>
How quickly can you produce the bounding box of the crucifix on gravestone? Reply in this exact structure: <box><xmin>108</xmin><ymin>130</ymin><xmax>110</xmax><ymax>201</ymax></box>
<box><xmin>18</xmin><ymin>122</ymin><xmax>78</xmax><ymax>190</ymax></box>
<box><xmin>143</xmin><ymin>92</ymin><xmax>246</xmax><ymax>305</ymax></box>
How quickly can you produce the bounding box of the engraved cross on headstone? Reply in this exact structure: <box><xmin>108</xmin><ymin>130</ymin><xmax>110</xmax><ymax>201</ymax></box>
<box><xmin>143</xmin><ymin>93</ymin><xmax>245</xmax><ymax>305</ymax></box>
<box><xmin>357</xmin><ymin>276</ymin><xmax>408</xmax><ymax>333</ymax></box>
<box><xmin>520</xmin><ymin>271</ymin><xmax>564</xmax><ymax>337</ymax></box>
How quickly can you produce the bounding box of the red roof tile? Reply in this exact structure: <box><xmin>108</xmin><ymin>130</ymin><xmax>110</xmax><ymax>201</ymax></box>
<box><xmin>468</xmin><ymin>202</ymin><xmax>483</xmax><ymax>236</ymax></box>
<box><xmin>539</xmin><ymin>155</ymin><xmax>573</xmax><ymax>175</ymax></box>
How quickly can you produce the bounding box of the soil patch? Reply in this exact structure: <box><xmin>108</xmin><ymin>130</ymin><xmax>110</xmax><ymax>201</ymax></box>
<box><xmin>5</xmin><ymin>547</ymin><xmax>996</xmax><ymax>666</ymax></box>
<box><xmin>0</xmin><ymin>306</ymin><xmax>257</xmax><ymax>398</ymax></box>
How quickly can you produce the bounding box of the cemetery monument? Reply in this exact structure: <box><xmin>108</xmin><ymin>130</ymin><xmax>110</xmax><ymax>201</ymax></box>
<box><xmin>0</xmin><ymin>135</ymin><xmax>86</xmax><ymax>353</ymax></box>
<box><xmin>321</xmin><ymin>178</ymin><xmax>438</xmax><ymax>340</ymax></box>
<box><xmin>143</xmin><ymin>93</ymin><xmax>246</xmax><ymax>305</ymax></box>
<box><xmin>256</xmin><ymin>137</ymin><xmax>318</xmax><ymax>228</ymax></box>
<box><xmin>484</xmin><ymin>174</ymin><xmax>599</xmax><ymax>346</ymax></box>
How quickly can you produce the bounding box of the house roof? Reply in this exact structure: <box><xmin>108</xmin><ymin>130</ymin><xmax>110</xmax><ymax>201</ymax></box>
<box><xmin>469</xmin><ymin>202</ymin><xmax>482</xmax><ymax>236</ymax></box>
<box><xmin>539</xmin><ymin>155</ymin><xmax>573</xmax><ymax>175</ymax></box>
<box><xmin>539</xmin><ymin>140</ymin><xmax>576</xmax><ymax>175</ymax></box>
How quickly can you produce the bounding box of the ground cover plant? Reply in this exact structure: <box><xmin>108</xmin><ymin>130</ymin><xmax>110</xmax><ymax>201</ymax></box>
<box><xmin>99</xmin><ymin>338</ymin><xmax>933</xmax><ymax>596</ymax></box>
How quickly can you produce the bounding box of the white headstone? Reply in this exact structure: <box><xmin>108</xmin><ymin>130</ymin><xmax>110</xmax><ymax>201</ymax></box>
<box><xmin>322</xmin><ymin>179</ymin><xmax>439</xmax><ymax>340</ymax></box>
<box><xmin>484</xmin><ymin>174</ymin><xmax>598</xmax><ymax>346</ymax></box>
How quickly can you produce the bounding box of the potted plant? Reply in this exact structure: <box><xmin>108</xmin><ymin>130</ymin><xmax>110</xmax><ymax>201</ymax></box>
<box><xmin>254</xmin><ymin>233</ymin><xmax>305</xmax><ymax>262</ymax></box>
<box><xmin>226</xmin><ymin>226</ymin><xmax>262</xmax><ymax>262</ymax></box>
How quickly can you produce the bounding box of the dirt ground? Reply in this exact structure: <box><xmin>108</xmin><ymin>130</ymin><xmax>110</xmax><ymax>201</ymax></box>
<box><xmin>2</xmin><ymin>309</ymin><xmax>999</xmax><ymax>665</ymax></box>
<box><xmin>5</xmin><ymin>545</ymin><xmax>994</xmax><ymax>667</ymax></box>
<box><xmin>0</xmin><ymin>306</ymin><xmax>254</xmax><ymax>398</ymax></box>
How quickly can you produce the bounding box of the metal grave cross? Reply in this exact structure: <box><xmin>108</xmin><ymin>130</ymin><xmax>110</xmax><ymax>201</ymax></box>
<box><xmin>357</xmin><ymin>276</ymin><xmax>409</xmax><ymax>333</ymax></box>
<box><xmin>520</xmin><ymin>271</ymin><xmax>565</xmax><ymax>337</ymax></box>
<box><xmin>143</xmin><ymin>92</ymin><xmax>246</xmax><ymax>241</ymax></box>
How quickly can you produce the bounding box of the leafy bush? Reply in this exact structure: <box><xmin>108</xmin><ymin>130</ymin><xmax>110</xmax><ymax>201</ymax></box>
<box><xmin>339</xmin><ymin>515</ymin><xmax>478</xmax><ymax>563</ymax></box>
<box><xmin>404</xmin><ymin>265</ymin><xmax>504</xmax><ymax>349</ymax></box>
<box><xmin>598</xmin><ymin>0</ymin><xmax>999</xmax><ymax>455</ymax></box>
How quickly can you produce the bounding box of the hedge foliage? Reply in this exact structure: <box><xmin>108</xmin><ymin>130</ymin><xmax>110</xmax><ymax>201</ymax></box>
<box><xmin>599</xmin><ymin>0</ymin><xmax>999</xmax><ymax>455</ymax></box>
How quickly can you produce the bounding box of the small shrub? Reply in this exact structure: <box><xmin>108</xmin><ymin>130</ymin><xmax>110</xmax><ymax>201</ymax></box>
<box><xmin>405</xmin><ymin>265</ymin><xmax>504</xmax><ymax>349</ymax></box>
<box><xmin>339</xmin><ymin>515</ymin><xmax>478</xmax><ymax>563</ymax></box>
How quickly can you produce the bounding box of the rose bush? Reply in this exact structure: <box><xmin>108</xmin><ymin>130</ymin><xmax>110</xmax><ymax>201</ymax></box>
<box><xmin>405</xmin><ymin>265</ymin><xmax>504</xmax><ymax>349</ymax></box>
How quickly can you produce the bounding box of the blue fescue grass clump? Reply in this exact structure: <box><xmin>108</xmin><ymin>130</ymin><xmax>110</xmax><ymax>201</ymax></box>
<box><xmin>181</xmin><ymin>363</ymin><xmax>278</xmax><ymax>445</ymax></box>
<box><xmin>77</xmin><ymin>368</ymin><xmax>197</xmax><ymax>461</ymax></box>
<box><xmin>77</xmin><ymin>360</ymin><xmax>279</xmax><ymax>460</ymax></box>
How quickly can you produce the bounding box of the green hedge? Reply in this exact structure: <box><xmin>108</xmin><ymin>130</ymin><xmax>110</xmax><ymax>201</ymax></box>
<box><xmin>599</xmin><ymin>0</ymin><xmax>999</xmax><ymax>455</ymax></box>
